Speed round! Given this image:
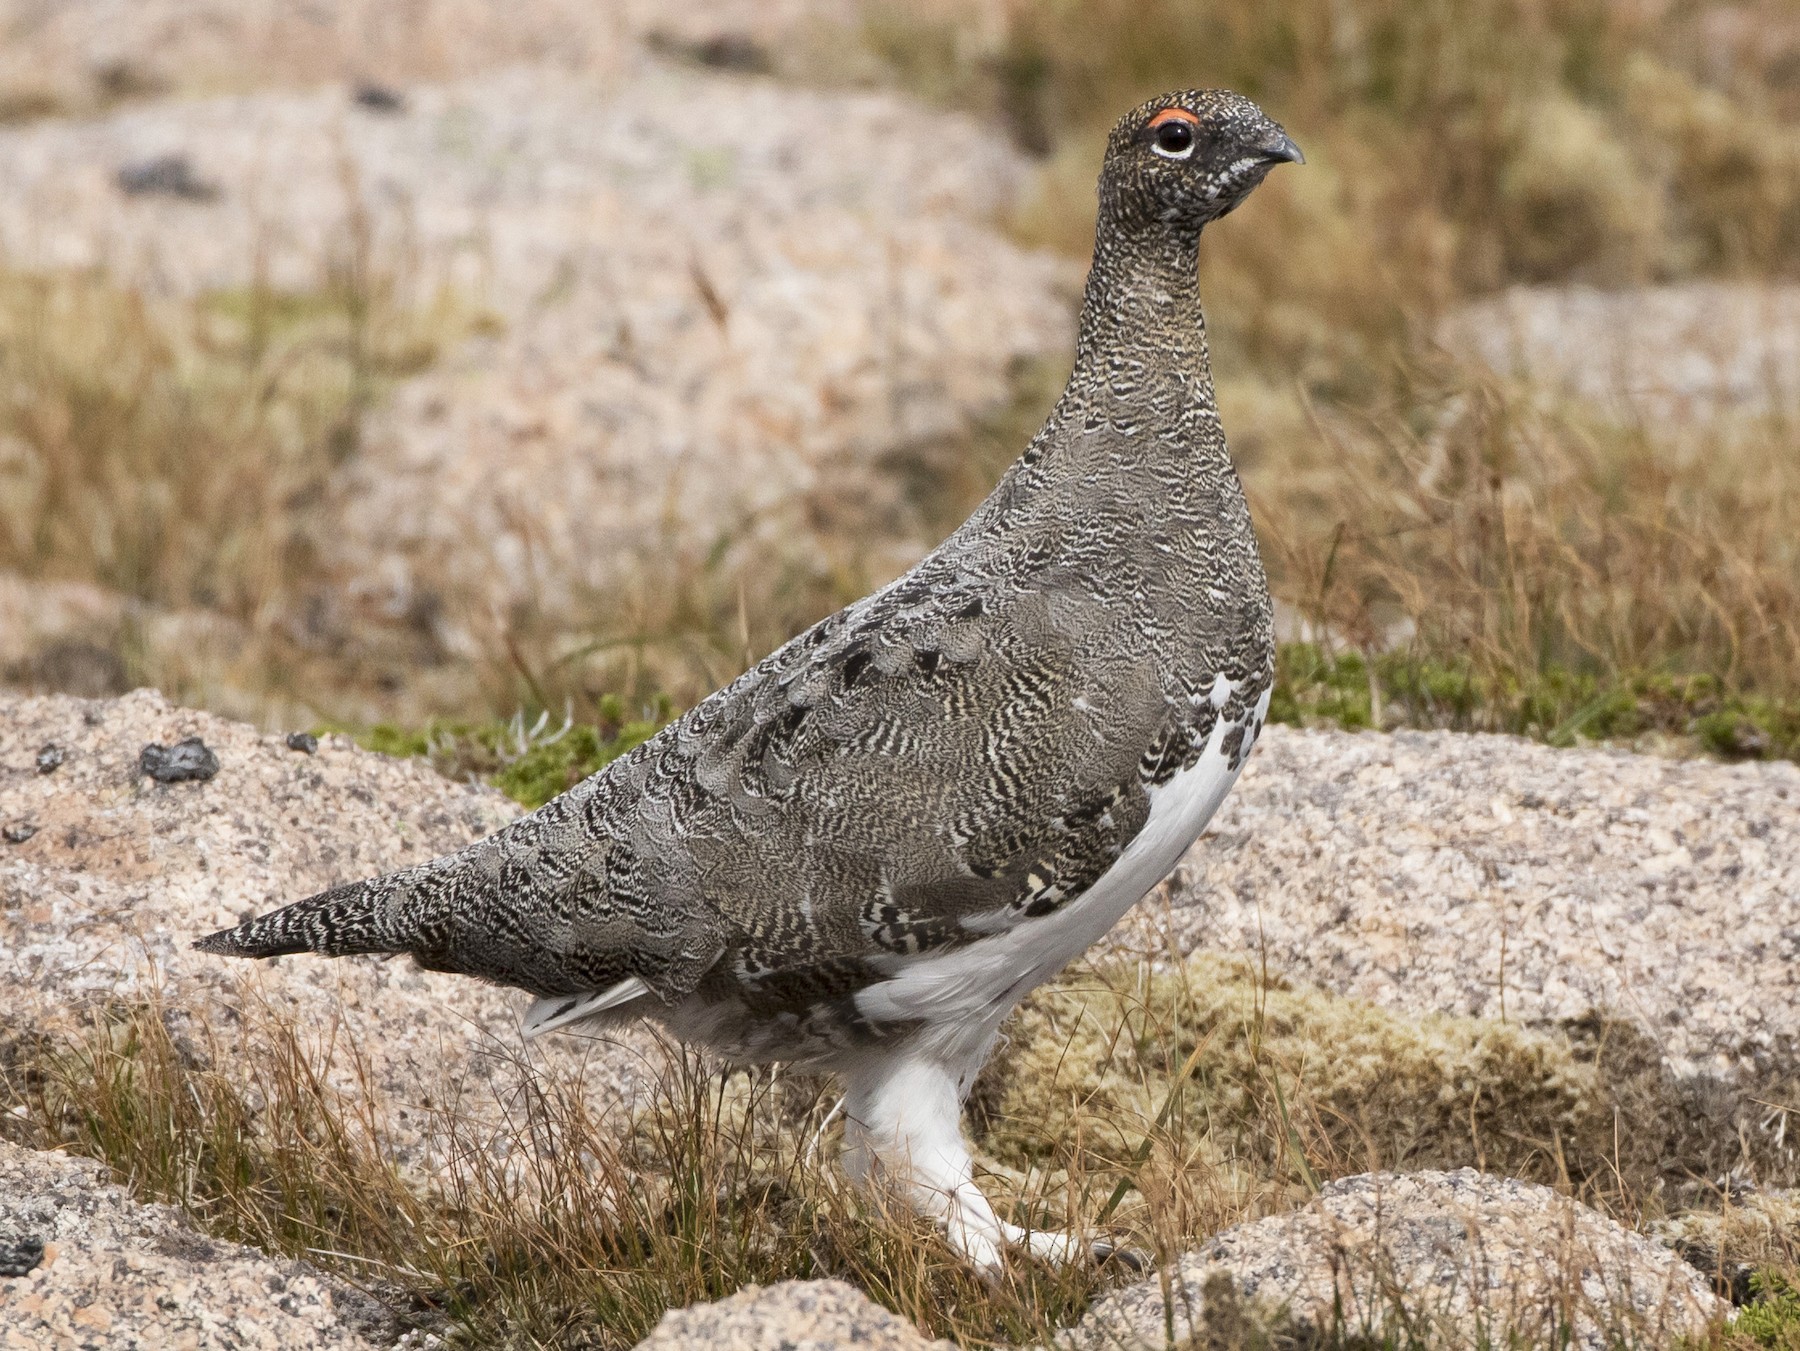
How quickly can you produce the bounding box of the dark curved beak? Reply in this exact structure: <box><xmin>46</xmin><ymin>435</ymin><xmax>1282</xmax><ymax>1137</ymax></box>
<box><xmin>1260</xmin><ymin>130</ymin><xmax>1305</xmax><ymax>166</ymax></box>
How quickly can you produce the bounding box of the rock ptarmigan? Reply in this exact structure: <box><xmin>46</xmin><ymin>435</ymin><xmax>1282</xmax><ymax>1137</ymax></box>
<box><xmin>198</xmin><ymin>90</ymin><xmax>1302</xmax><ymax>1269</ymax></box>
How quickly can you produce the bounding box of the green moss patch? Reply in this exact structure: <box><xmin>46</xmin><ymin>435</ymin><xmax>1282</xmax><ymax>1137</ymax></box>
<box><xmin>1271</xmin><ymin>643</ymin><xmax>1800</xmax><ymax>765</ymax></box>
<box><xmin>331</xmin><ymin>694</ymin><xmax>672</xmax><ymax>808</ymax></box>
<box><xmin>1737</xmin><ymin>1271</ymin><xmax>1800</xmax><ymax>1348</ymax></box>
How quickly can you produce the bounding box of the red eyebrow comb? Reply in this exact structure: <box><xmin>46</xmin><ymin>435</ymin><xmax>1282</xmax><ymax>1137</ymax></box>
<box><xmin>1147</xmin><ymin>107</ymin><xmax>1200</xmax><ymax>128</ymax></box>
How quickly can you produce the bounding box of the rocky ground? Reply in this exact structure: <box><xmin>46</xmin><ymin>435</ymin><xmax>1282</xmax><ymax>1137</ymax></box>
<box><xmin>4</xmin><ymin>689</ymin><xmax>1795</xmax><ymax>1346</ymax></box>
<box><xmin>637</xmin><ymin>1280</ymin><xmax>955</xmax><ymax>1351</ymax></box>
<box><xmin>0</xmin><ymin>1142</ymin><xmax>1738</xmax><ymax>1350</ymax></box>
<box><xmin>1131</xmin><ymin>726</ymin><xmax>1800</xmax><ymax>1085</ymax></box>
<box><xmin>0</xmin><ymin>688</ymin><xmax>665</xmax><ymax>1179</ymax></box>
<box><xmin>1067</xmin><ymin>1171</ymin><xmax>1724</xmax><ymax>1351</ymax></box>
<box><xmin>0</xmin><ymin>0</ymin><xmax>878</xmax><ymax>104</ymax></box>
<box><xmin>0</xmin><ymin>1139</ymin><xmax>384</xmax><ymax>1350</ymax></box>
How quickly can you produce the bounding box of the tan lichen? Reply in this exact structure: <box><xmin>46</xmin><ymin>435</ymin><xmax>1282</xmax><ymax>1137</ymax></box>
<box><xmin>979</xmin><ymin>952</ymin><xmax>1606</xmax><ymax>1188</ymax></box>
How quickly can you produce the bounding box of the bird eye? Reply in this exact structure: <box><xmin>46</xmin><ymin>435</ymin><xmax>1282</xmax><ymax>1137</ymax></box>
<box><xmin>1152</xmin><ymin>119</ymin><xmax>1195</xmax><ymax>159</ymax></box>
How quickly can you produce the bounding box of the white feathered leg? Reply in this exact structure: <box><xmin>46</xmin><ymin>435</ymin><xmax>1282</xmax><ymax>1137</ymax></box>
<box><xmin>840</xmin><ymin>1054</ymin><xmax>1095</xmax><ymax>1270</ymax></box>
<box><xmin>842</xmin><ymin>1055</ymin><xmax>1009</xmax><ymax>1268</ymax></box>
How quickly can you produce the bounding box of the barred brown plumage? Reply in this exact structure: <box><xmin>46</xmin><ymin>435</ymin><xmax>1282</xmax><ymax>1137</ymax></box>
<box><xmin>196</xmin><ymin>88</ymin><xmax>1302</xmax><ymax>1269</ymax></box>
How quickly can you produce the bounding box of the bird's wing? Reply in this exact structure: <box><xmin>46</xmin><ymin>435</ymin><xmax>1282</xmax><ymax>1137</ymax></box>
<box><xmin>200</xmin><ymin>556</ymin><xmax>1191</xmax><ymax>1012</ymax></box>
<box><xmin>570</xmin><ymin>559</ymin><xmax>1175</xmax><ymax>1006</ymax></box>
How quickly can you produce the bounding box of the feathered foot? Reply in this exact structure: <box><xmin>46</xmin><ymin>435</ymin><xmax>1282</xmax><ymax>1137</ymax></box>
<box><xmin>839</xmin><ymin>1053</ymin><xmax>1124</xmax><ymax>1271</ymax></box>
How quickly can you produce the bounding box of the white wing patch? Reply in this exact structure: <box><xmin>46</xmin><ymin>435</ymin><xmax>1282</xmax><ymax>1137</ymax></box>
<box><xmin>521</xmin><ymin>976</ymin><xmax>650</xmax><ymax>1039</ymax></box>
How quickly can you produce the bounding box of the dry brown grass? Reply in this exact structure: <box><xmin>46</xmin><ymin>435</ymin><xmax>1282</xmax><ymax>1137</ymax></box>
<box><xmin>0</xmin><ymin>998</ymin><xmax>1108</xmax><ymax>1349</ymax></box>
<box><xmin>0</xmin><ymin>234</ymin><xmax>488</xmax><ymax>721</ymax></box>
<box><xmin>3</xmin><ymin>274</ymin><xmax>354</xmax><ymax>612</ymax></box>
<box><xmin>851</xmin><ymin>0</ymin><xmax>1800</xmax><ymax>750</ymax></box>
<box><xmin>491</xmin><ymin>444</ymin><xmax>933</xmax><ymax>721</ymax></box>
<box><xmin>1244</xmin><ymin>357</ymin><xmax>1800</xmax><ymax>697</ymax></box>
<box><xmin>4</xmin><ymin>946</ymin><xmax>1793</xmax><ymax>1348</ymax></box>
<box><xmin>895</xmin><ymin>0</ymin><xmax>1800</xmax><ymax>292</ymax></box>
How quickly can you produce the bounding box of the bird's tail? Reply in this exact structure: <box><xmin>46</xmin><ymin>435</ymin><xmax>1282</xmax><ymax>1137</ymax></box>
<box><xmin>193</xmin><ymin>827</ymin><xmax>615</xmax><ymax>996</ymax></box>
<box><xmin>194</xmin><ymin>869</ymin><xmax>421</xmax><ymax>960</ymax></box>
<box><xmin>195</xmin><ymin>806</ymin><xmax>716</xmax><ymax>1004</ymax></box>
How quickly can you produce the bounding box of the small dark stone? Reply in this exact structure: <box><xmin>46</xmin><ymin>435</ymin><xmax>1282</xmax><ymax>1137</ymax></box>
<box><xmin>1</xmin><ymin>823</ymin><xmax>36</xmax><ymax>845</ymax></box>
<box><xmin>285</xmin><ymin>731</ymin><xmax>319</xmax><ymax>755</ymax></box>
<box><xmin>35</xmin><ymin>744</ymin><xmax>65</xmax><ymax>774</ymax></box>
<box><xmin>116</xmin><ymin>154</ymin><xmax>218</xmax><ymax>202</ymax></box>
<box><xmin>1721</xmin><ymin>720</ymin><xmax>1771</xmax><ymax>758</ymax></box>
<box><xmin>646</xmin><ymin>30</ymin><xmax>770</xmax><ymax>74</ymax></box>
<box><xmin>151</xmin><ymin>1229</ymin><xmax>218</xmax><ymax>1263</ymax></box>
<box><xmin>92</xmin><ymin>59</ymin><xmax>166</xmax><ymax>103</ymax></box>
<box><xmin>352</xmin><ymin>82</ymin><xmax>406</xmax><ymax>113</ymax></box>
<box><xmin>139</xmin><ymin>737</ymin><xmax>221</xmax><ymax>783</ymax></box>
<box><xmin>0</xmin><ymin>1234</ymin><xmax>44</xmax><ymax>1277</ymax></box>
<box><xmin>689</xmin><ymin>33</ymin><xmax>769</xmax><ymax>72</ymax></box>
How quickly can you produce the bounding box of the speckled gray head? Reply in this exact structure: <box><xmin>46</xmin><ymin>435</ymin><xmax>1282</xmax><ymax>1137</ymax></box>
<box><xmin>1100</xmin><ymin>89</ymin><xmax>1303</xmax><ymax>231</ymax></box>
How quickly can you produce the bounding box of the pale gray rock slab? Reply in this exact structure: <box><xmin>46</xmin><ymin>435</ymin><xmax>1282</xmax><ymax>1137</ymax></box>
<box><xmin>1445</xmin><ymin>282</ymin><xmax>1800</xmax><ymax>423</ymax></box>
<box><xmin>1065</xmin><ymin>1170</ymin><xmax>1726</xmax><ymax>1351</ymax></box>
<box><xmin>1117</xmin><ymin>725</ymin><xmax>1800</xmax><ymax>1081</ymax></box>
<box><xmin>635</xmin><ymin>1279</ymin><xmax>953</xmax><ymax>1351</ymax></box>
<box><xmin>0</xmin><ymin>689</ymin><xmax>666</xmax><ymax>1171</ymax></box>
<box><xmin>0</xmin><ymin>1138</ymin><xmax>381</xmax><ymax>1350</ymax></box>
<box><xmin>0</xmin><ymin>0</ymin><xmax>863</xmax><ymax>102</ymax></box>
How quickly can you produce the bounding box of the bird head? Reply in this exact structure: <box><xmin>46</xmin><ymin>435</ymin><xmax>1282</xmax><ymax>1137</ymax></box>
<box><xmin>1098</xmin><ymin>90</ymin><xmax>1303</xmax><ymax>234</ymax></box>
